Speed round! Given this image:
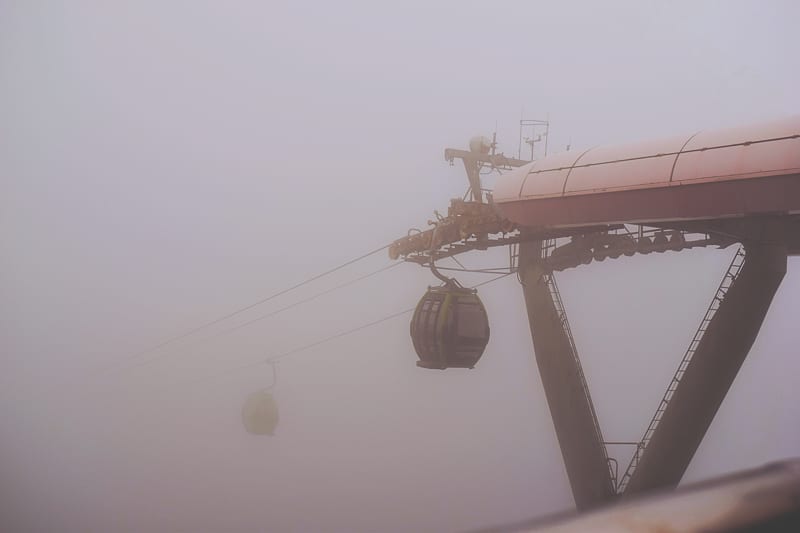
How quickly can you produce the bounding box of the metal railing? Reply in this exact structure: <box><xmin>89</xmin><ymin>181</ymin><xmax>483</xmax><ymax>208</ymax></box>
<box><xmin>541</xmin><ymin>239</ymin><xmax>616</xmax><ymax>489</ymax></box>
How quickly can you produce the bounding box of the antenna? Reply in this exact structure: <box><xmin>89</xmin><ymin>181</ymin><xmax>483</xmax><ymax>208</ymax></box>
<box><xmin>518</xmin><ymin>116</ymin><xmax>550</xmax><ymax>161</ymax></box>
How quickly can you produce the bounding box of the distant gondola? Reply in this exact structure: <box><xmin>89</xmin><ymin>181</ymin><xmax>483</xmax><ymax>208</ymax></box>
<box><xmin>242</xmin><ymin>389</ymin><xmax>279</xmax><ymax>435</ymax></box>
<box><xmin>242</xmin><ymin>362</ymin><xmax>280</xmax><ymax>436</ymax></box>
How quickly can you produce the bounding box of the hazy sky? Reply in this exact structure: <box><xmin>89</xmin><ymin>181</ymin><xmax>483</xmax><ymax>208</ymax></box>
<box><xmin>1</xmin><ymin>1</ymin><xmax>799</xmax><ymax>532</ymax></box>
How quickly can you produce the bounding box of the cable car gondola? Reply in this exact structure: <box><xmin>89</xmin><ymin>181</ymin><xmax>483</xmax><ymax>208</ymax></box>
<box><xmin>410</xmin><ymin>223</ymin><xmax>491</xmax><ymax>369</ymax></box>
<box><xmin>242</xmin><ymin>390</ymin><xmax>279</xmax><ymax>435</ymax></box>
<box><xmin>410</xmin><ymin>279</ymin><xmax>490</xmax><ymax>370</ymax></box>
<box><xmin>242</xmin><ymin>362</ymin><xmax>279</xmax><ymax>435</ymax></box>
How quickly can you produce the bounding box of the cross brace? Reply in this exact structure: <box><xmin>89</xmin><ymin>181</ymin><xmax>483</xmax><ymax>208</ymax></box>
<box><xmin>518</xmin><ymin>221</ymin><xmax>788</xmax><ymax>509</ymax></box>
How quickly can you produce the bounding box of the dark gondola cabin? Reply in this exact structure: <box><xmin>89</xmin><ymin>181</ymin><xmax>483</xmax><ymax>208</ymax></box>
<box><xmin>410</xmin><ymin>284</ymin><xmax>490</xmax><ymax>369</ymax></box>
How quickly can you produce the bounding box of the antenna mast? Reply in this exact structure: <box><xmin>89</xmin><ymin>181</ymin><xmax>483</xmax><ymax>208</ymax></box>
<box><xmin>518</xmin><ymin>117</ymin><xmax>550</xmax><ymax>160</ymax></box>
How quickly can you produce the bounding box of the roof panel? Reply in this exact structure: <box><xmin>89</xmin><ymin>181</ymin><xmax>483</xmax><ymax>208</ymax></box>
<box><xmin>682</xmin><ymin>116</ymin><xmax>800</xmax><ymax>151</ymax></box>
<box><xmin>673</xmin><ymin>125</ymin><xmax>800</xmax><ymax>184</ymax></box>
<box><xmin>492</xmin><ymin>161</ymin><xmax>535</xmax><ymax>203</ymax></box>
<box><xmin>492</xmin><ymin>116</ymin><xmax>800</xmax><ymax>227</ymax></box>
<box><xmin>564</xmin><ymin>135</ymin><xmax>690</xmax><ymax>194</ymax></box>
<box><xmin>520</xmin><ymin>150</ymin><xmax>588</xmax><ymax>199</ymax></box>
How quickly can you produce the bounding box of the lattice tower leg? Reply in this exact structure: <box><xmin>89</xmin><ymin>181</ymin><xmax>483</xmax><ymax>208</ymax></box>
<box><xmin>624</xmin><ymin>240</ymin><xmax>787</xmax><ymax>495</ymax></box>
<box><xmin>518</xmin><ymin>240</ymin><xmax>617</xmax><ymax>510</ymax></box>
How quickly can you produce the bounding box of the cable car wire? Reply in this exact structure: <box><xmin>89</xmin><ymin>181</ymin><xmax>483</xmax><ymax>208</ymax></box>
<box><xmin>218</xmin><ymin>261</ymin><xmax>403</xmax><ymax>339</ymax></box>
<box><xmin>167</xmin><ymin>271</ymin><xmax>514</xmax><ymax>388</ymax></box>
<box><xmin>103</xmin><ymin>242</ymin><xmax>391</xmax><ymax>372</ymax></box>
<box><xmin>262</xmin><ymin>271</ymin><xmax>510</xmax><ymax>364</ymax></box>
<box><xmin>5</xmin><ymin>248</ymin><xmax>403</xmax><ymax>405</ymax></box>
<box><xmin>171</xmin><ymin>309</ymin><xmax>415</xmax><ymax>388</ymax></box>
<box><xmin>125</xmin><ymin>261</ymin><xmax>404</xmax><ymax>372</ymax></box>
<box><xmin>449</xmin><ymin>255</ymin><xmax>467</xmax><ymax>270</ymax></box>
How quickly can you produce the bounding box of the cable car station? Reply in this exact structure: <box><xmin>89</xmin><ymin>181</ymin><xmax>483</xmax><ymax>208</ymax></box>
<box><xmin>392</xmin><ymin>116</ymin><xmax>800</xmax><ymax>509</ymax></box>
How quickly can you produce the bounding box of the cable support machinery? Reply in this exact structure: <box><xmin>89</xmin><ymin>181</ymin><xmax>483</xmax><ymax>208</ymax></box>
<box><xmin>391</xmin><ymin>116</ymin><xmax>800</xmax><ymax>509</ymax></box>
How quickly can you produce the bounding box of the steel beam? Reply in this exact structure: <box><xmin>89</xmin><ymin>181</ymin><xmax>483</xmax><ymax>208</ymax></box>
<box><xmin>519</xmin><ymin>241</ymin><xmax>617</xmax><ymax>509</ymax></box>
<box><xmin>624</xmin><ymin>240</ymin><xmax>787</xmax><ymax>495</ymax></box>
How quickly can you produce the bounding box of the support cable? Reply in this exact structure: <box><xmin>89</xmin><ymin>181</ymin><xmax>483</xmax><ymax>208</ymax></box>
<box><xmin>167</xmin><ymin>272</ymin><xmax>514</xmax><ymax>388</ymax></box>
<box><xmin>124</xmin><ymin>261</ymin><xmax>404</xmax><ymax>372</ymax></box>
<box><xmin>101</xmin><ymin>243</ymin><xmax>391</xmax><ymax>372</ymax></box>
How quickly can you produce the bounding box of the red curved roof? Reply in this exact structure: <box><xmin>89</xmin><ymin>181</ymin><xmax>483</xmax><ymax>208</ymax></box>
<box><xmin>493</xmin><ymin>116</ymin><xmax>800</xmax><ymax>228</ymax></box>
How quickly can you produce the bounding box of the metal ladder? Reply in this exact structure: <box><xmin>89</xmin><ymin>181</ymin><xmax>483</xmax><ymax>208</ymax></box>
<box><xmin>616</xmin><ymin>246</ymin><xmax>747</xmax><ymax>493</ymax></box>
<box><xmin>543</xmin><ymin>260</ymin><xmax>616</xmax><ymax>487</ymax></box>
<box><xmin>509</xmin><ymin>242</ymin><xmax>520</xmax><ymax>273</ymax></box>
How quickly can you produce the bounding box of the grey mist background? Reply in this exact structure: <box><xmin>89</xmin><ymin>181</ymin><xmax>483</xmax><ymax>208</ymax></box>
<box><xmin>1</xmin><ymin>1</ymin><xmax>799</xmax><ymax>531</ymax></box>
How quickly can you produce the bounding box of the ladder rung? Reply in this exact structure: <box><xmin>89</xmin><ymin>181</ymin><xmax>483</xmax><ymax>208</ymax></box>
<box><xmin>619</xmin><ymin>245</ymin><xmax>747</xmax><ymax>495</ymax></box>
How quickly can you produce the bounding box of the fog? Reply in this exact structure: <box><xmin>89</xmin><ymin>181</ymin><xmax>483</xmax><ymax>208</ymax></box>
<box><xmin>1</xmin><ymin>1</ymin><xmax>799</xmax><ymax>531</ymax></box>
